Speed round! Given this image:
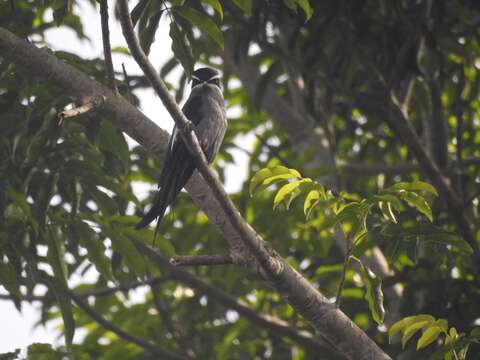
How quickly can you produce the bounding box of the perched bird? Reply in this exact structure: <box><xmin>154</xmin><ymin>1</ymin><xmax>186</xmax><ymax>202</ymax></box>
<box><xmin>136</xmin><ymin>67</ymin><xmax>227</xmax><ymax>231</ymax></box>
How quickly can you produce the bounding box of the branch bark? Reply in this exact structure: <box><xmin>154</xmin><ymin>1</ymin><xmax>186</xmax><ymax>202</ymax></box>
<box><xmin>170</xmin><ymin>254</ymin><xmax>233</xmax><ymax>267</ymax></box>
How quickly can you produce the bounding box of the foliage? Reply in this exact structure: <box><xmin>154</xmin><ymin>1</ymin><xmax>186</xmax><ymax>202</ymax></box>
<box><xmin>1</xmin><ymin>0</ymin><xmax>480</xmax><ymax>359</ymax></box>
<box><xmin>389</xmin><ymin>315</ymin><xmax>480</xmax><ymax>359</ymax></box>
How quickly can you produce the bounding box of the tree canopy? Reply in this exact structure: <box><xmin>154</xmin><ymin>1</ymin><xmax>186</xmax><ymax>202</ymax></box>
<box><xmin>1</xmin><ymin>0</ymin><xmax>480</xmax><ymax>359</ymax></box>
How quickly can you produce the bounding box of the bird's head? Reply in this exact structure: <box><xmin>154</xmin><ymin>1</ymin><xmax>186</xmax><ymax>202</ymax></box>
<box><xmin>191</xmin><ymin>67</ymin><xmax>221</xmax><ymax>89</ymax></box>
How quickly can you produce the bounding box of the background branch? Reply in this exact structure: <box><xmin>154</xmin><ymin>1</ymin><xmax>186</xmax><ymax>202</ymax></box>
<box><xmin>170</xmin><ymin>254</ymin><xmax>233</xmax><ymax>267</ymax></box>
<box><xmin>69</xmin><ymin>291</ymin><xmax>186</xmax><ymax>359</ymax></box>
<box><xmin>97</xmin><ymin>0</ymin><xmax>117</xmax><ymax>93</ymax></box>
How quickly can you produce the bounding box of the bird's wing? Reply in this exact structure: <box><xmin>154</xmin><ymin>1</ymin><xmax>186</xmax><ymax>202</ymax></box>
<box><xmin>158</xmin><ymin>95</ymin><xmax>203</xmax><ymax>187</ymax></box>
<box><xmin>136</xmin><ymin>95</ymin><xmax>204</xmax><ymax>230</ymax></box>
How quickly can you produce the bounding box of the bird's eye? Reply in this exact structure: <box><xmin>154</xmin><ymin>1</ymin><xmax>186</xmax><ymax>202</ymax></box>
<box><xmin>208</xmin><ymin>78</ymin><xmax>220</xmax><ymax>86</ymax></box>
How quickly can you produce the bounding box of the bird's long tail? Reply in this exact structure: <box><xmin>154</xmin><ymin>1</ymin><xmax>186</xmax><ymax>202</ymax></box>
<box><xmin>135</xmin><ymin>190</ymin><xmax>168</xmax><ymax>230</ymax></box>
<box><xmin>135</xmin><ymin>166</ymin><xmax>193</xmax><ymax>231</ymax></box>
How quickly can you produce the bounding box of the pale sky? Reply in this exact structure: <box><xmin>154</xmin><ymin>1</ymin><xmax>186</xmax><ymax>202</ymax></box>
<box><xmin>0</xmin><ymin>1</ymin><xmax>252</xmax><ymax>353</ymax></box>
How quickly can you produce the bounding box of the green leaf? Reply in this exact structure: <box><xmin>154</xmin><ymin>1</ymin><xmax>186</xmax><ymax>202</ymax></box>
<box><xmin>353</xmin><ymin>258</ymin><xmax>385</xmax><ymax>325</ymax></box>
<box><xmin>282</xmin><ymin>0</ymin><xmax>297</xmax><ymax>11</ymax></box>
<box><xmin>0</xmin><ymin>349</ymin><xmax>20</xmax><ymax>360</ymax></box>
<box><xmin>379</xmin><ymin>200</ymin><xmax>397</xmax><ymax>223</ymax></box>
<box><xmin>389</xmin><ymin>314</ymin><xmax>435</xmax><ymax>343</ymax></box>
<box><xmin>203</xmin><ymin>0</ymin><xmax>223</xmax><ymax>20</ymax></box>
<box><xmin>139</xmin><ymin>10</ymin><xmax>162</xmax><ymax>56</ymax></box>
<box><xmin>53</xmin><ymin>0</ymin><xmax>68</xmax><ymax>25</ymax></box>
<box><xmin>130</xmin><ymin>0</ymin><xmax>151</xmax><ymax>27</ymax></box>
<box><xmin>177</xmin><ymin>6</ymin><xmax>224</xmax><ymax>49</ymax></box>
<box><xmin>72</xmin><ymin>220</ymin><xmax>113</xmax><ymax>281</ymax></box>
<box><xmin>232</xmin><ymin>0</ymin><xmax>252</xmax><ymax>17</ymax></box>
<box><xmin>169</xmin><ymin>22</ymin><xmax>195</xmax><ymax>78</ymax></box>
<box><xmin>47</xmin><ymin>277</ymin><xmax>75</xmax><ymax>347</ymax></box>
<box><xmin>417</xmin><ymin>325</ymin><xmax>444</xmax><ymax>350</ymax></box>
<box><xmin>0</xmin><ymin>262</ymin><xmax>21</xmax><ymax>298</ymax></box>
<box><xmin>401</xmin><ymin>320</ymin><xmax>435</xmax><ymax>348</ymax></box>
<box><xmin>470</xmin><ymin>327</ymin><xmax>480</xmax><ymax>341</ymax></box>
<box><xmin>388</xmin><ymin>181</ymin><xmax>438</xmax><ymax>196</ymax></box>
<box><xmin>274</xmin><ymin>180</ymin><xmax>302</xmax><ymax>209</ymax></box>
<box><xmin>88</xmin><ymin>187</ymin><xmax>118</xmax><ymax>215</ymax></box>
<box><xmin>27</xmin><ymin>343</ymin><xmax>65</xmax><ymax>360</ymax></box>
<box><xmin>296</xmin><ymin>0</ymin><xmax>313</xmax><ymax>20</ymax></box>
<box><xmin>420</xmin><ymin>232</ymin><xmax>473</xmax><ymax>255</ymax></box>
<box><xmin>97</xmin><ymin>119</ymin><xmax>130</xmax><ymax>167</ymax></box>
<box><xmin>374</xmin><ymin>193</ymin><xmax>403</xmax><ymax>211</ymax></box>
<box><xmin>249</xmin><ymin>166</ymin><xmax>301</xmax><ymax>196</ymax></box>
<box><xmin>304</xmin><ymin>189</ymin><xmax>323</xmax><ymax>216</ymax></box>
<box><xmin>399</xmin><ymin>191</ymin><xmax>433</xmax><ymax>222</ymax></box>
<box><xmin>45</xmin><ymin>226</ymin><xmax>68</xmax><ymax>284</ymax></box>
<box><xmin>104</xmin><ymin>229</ymin><xmax>145</xmax><ymax>278</ymax></box>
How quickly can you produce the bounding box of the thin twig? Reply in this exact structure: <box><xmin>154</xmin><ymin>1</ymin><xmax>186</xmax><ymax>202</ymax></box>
<box><xmin>70</xmin><ymin>291</ymin><xmax>187</xmax><ymax>359</ymax></box>
<box><xmin>170</xmin><ymin>254</ymin><xmax>233</xmax><ymax>267</ymax></box>
<box><xmin>150</xmin><ymin>282</ymin><xmax>195</xmax><ymax>359</ymax></box>
<box><xmin>0</xmin><ymin>276</ymin><xmax>166</xmax><ymax>302</ymax></box>
<box><xmin>335</xmin><ymin>234</ymin><xmax>353</xmax><ymax>308</ymax></box>
<box><xmin>97</xmin><ymin>0</ymin><xmax>118</xmax><ymax>93</ymax></box>
<box><xmin>122</xmin><ymin>63</ymin><xmax>133</xmax><ymax>103</ymax></box>
<box><xmin>455</xmin><ymin>65</ymin><xmax>466</xmax><ymax>200</ymax></box>
<box><xmin>132</xmin><ymin>239</ymin><xmax>338</xmax><ymax>354</ymax></box>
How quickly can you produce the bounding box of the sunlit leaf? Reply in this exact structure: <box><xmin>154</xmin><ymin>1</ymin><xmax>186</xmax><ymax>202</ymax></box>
<box><xmin>399</xmin><ymin>191</ymin><xmax>433</xmax><ymax>222</ymax></box>
<box><xmin>249</xmin><ymin>166</ymin><xmax>301</xmax><ymax>196</ymax></box>
<box><xmin>389</xmin><ymin>181</ymin><xmax>438</xmax><ymax>197</ymax></box>
<box><xmin>417</xmin><ymin>325</ymin><xmax>445</xmax><ymax>350</ymax></box>
<box><xmin>389</xmin><ymin>314</ymin><xmax>435</xmax><ymax>343</ymax></box>
<box><xmin>352</xmin><ymin>257</ymin><xmax>385</xmax><ymax>325</ymax></box>
<box><xmin>274</xmin><ymin>180</ymin><xmax>302</xmax><ymax>209</ymax></box>
<box><xmin>296</xmin><ymin>0</ymin><xmax>313</xmax><ymax>20</ymax></box>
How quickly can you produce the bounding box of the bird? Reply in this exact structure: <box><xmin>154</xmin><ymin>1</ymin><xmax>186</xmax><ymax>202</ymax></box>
<box><xmin>136</xmin><ymin>67</ymin><xmax>227</xmax><ymax>232</ymax></box>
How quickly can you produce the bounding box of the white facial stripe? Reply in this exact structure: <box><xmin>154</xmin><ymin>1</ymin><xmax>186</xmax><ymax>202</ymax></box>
<box><xmin>192</xmin><ymin>75</ymin><xmax>201</xmax><ymax>81</ymax></box>
<box><xmin>209</xmin><ymin>74</ymin><xmax>221</xmax><ymax>80</ymax></box>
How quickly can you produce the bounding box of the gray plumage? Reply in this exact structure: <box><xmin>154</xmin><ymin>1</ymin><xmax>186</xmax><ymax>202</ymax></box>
<box><xmin>136</xmin><ymin>67</ymin><xmax>227</xmax><ymax>231</ymax></box>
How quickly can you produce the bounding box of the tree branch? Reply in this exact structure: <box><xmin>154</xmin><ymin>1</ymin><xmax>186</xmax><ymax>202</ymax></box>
<box><xmin>69</xmin><ymin>291</ymin><xmax>186</xmax><ymax>359</ymax></box>
<box><xmin>170</xmin><ymin>254</ymin><xmax>233</xmax><ymax>267</ymax></box>
<box><xmin>97</xmin><ymin>0</ymin><xmax>118</xmax><ymax>93</ymax></box>
<box><xmin>0</xmin><ymin>276</ymin><xmax>165</xmax><ymax>302</ymax></box>
<box><xmin>132</xmin><ymin>239</ymin><xmax>340</xmax><ymax>356</ymax></box>
<box><xmin>149</xmin><ymin>281</ymin><xmax>195</xmax><ymax>359</ymax></box>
